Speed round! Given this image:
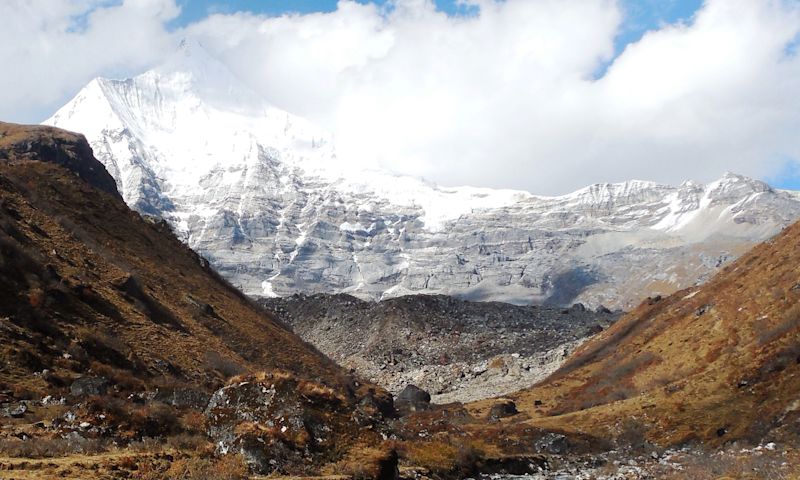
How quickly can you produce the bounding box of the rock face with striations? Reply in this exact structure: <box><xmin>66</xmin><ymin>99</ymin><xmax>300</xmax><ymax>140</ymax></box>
<box><xmin>44</xmin><ymin>42</ymin><xmax>800</xmax><ymax>310</ymax></box>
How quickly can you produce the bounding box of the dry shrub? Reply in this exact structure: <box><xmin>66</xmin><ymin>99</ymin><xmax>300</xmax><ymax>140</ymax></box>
<box><xmin>164</xmin><ymin>454</ymin><xmax>248</xmax><ymax>480</ymax></box>
<box><xmin>233</xmin><ymin>420</ymin><xmax>310</xmax><ymax>448</ymax></box>
<box><xmin>180</xmin><ymin>410</ymin><xmax>207</xmax><ymax>434</ymax></box>
<box><xmin>129</xmin><ymin>402</ymin><xmax>182</xmax><ymax>437</ymax></box>
<box><xmin>209</xmin><ymin>454</ymin><xmax>250</xmax><ymax>480</ymax></box>
<box><xmin>297</xmin><ymin>379</ymin><xmax>346</xmax><ymax>405</ymax></box>
<box><xmin>84</xmin><ymin>394</ymin><xmax>126</xmax><ymax>421</ymax></box>
<box><xmin>28</xmin><ymin>287</ymin><xmax>45</xmax><ymax>307</ymax></box>
<box><xmin>11</xmin><ymin>384</ymin><xmax>36</xmax><ymax>400</ymax></box>
<box><xmin>330</xmin><ymin>444</ymin><xmax>398</xmax><ymax>480</ymax></box>
<box><xmin>78</xmin><ymin>328</ymin><xmax>133</xmax><ymax>370</ymax></box>
<box><xmin>488</xmin><ymin>357</ymin><xmax>506</xmax><ymax>370</ymax></box>
<box><xmin>88</xmin><ymin>361</ymin><xmax>145</xmax><ymax>392</ymax></box>
<box><xmin>129</xmin><ymin>437</ymin><xmax>163</xmax><ymax>453</ymax></box>
<box><xmin>398</xmin><ymin>439</ymin><xmax>483</xmax><ymax>475</ymax></box>
<box><xmin>615</xmin><ymin>417</ymin><xmax>649</xmax><ymax>451</ymax></box>
<box><xmin>165</xmin><ymin>433</ymin><xmax>210</xmax><ymax>452</ymax></box>
<box><xmin>758</xmin><ymin>303</ymin><xmax>800</xmax><ymax>346</ymax></box>
<box><xmin>118</xmin><ymin>455</ymin><xmax>138</xmax><ymax>470</ymax></box>
<box><xmin>205</xmin><ymin>351</ymin><xmax>245</xmax><ymax>378</ymax></box>
<box><xmin>0</xmin><ymin>437</ymin><xmax>110</xmax><ymax>458</ymax></box>
<box><xmin>235</xmin><ymin>369</ymin><xmax>293</xmax><ymax>385</ymax></box>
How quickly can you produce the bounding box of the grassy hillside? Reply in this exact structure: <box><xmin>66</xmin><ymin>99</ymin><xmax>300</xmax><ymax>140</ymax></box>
<box><xmin>491</xmin><ymin>220</ymin><xmax>800</xmax><ymax>448</ymax></box>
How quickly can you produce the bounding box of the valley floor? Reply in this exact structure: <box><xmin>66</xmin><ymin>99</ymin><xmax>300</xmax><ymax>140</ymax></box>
<box><xmin>2</xmin><ymin>443</ymin><xmax>798</xmax><ymax>479</ymax></box>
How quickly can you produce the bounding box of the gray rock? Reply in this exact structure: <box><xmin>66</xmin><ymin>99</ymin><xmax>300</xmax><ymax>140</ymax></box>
<box><xmin>4</xmin><ymin>403</ymin><xmax>27</xmax><ymax>418</ymax></box>
<box><xmin>69</xmin><ymin>376</ymin><xmax>110</xmax><ymax>397</ymax></box>
<box><xmin>489</xmin><ymin>399</ymin><xmax>518</xmax><ymax>418</ymax></box>
<box><xmin>395</xmin><ymin>385</ymin><xmax>431</xmax><ymax>415</ymax></box>
<box><xmin>204</xmin><ymin>372</ymin><xmax>384</xmax><ymax>474</ymax></box>
<box><xmin>157</xmin><ymin>388</ymin><xmax>211</xmax><ymax>409</ymax></box>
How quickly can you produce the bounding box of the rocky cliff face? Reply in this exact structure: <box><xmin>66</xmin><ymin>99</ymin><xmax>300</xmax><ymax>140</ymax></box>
<box><xmin>44</xmin><ymin>42</ymin><xmax>800</xmax><ymax>310</ymax></box>
<box><xmin>0</xmin><ymin>122</ymin><xmax>120</xmax><ymax>199</ymax></box>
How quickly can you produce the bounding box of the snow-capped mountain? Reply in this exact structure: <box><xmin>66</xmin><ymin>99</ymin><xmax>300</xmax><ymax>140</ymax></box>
<box><xmin>44</xmin><ymin>41</ymin><xmax>800</xmax><ymax>309</ymax></box>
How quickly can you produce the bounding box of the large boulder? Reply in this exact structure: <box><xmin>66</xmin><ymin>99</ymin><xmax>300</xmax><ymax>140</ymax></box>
<box><xmin>204</xmin><ymin>370</ymin><xmax>387</xmax><ymax>475</ymax></box>
<box><xmin>69</xmin><ymin>376</ymin><xmax>110</xmax><ymax>397</ymax></box>
<box><xmin>156</xmin><ymin>388</ymin><xmax>211</xmax><ymax>409</ymax></box>
<box><xmin>489</xmin><ymin>399</ymin><xmax>518</xmax><ymax>419</ymax></box>
<box><xmin>395</xmin><ymin>385</ymin><xmax>431</xmax><ymax>416</ymax></box>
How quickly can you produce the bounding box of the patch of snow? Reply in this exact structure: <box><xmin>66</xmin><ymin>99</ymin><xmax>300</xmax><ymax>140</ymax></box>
<box><xmin>261</xmin><ymin>281</ymin><xmax>279</xmax><ymax>298</ymax></box>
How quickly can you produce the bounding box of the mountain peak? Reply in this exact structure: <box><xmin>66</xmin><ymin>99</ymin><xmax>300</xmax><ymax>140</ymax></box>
<box><xmin>165</xmin><ymin>38</ymin><xmax>218</xmax><ymax>71</ymax></box>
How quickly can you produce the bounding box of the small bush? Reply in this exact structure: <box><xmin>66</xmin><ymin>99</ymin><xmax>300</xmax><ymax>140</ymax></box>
<box><xmin>0</xmin><ymin>437</ymin><xmax>111</xmax><ymax>458</ymax></box>
<box><xmin>163</xmin><ymin>454</ymin><xmax>249</xmax><ymax>480</ymax></box>
<box><xmin>758</xmin><ymin>303</ymin><xmax>800</xmax><ymax>346</ymax></box>
<box><xmin>165</xmin><ymin>433</ymin><xmax>210</xmax><ymax>452</ymax></box>
<box><xmin>129</xmin><ymin>402</ymin><xmax>182</xmax><ymax>438</ymax></box>
<box><xmin>328</xmin><ymin>444</ymin><xmax>398</xmax><ymax>480</ymax></box>
<box><xmin>88</xmin><ymin>361</ymin><xmax>145</xmax><ymax>392</ymax></box>
<box><xmin>180</xmin><ymin>410</ymin><xmax>207</xmax><ymax>434</ymax></box>
<box><xmin>204</xmin><ymin>351</ymin><xmax>245</xmax><ymax>378</ymax></box>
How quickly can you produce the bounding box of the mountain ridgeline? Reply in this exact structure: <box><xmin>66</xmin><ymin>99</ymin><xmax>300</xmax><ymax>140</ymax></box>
<box><xmin>45</xmin><ymin>41</ymin><xmax>800</xmax><ymax>310</ymax></box>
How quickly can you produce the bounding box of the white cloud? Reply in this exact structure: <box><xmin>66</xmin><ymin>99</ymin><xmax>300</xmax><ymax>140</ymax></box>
<box><xmin>0</xmin><ymin>0</ymin><xmax>179</xmax><ymax>124</ymax></box>
<box><xmin>2</xmin><ymin>0</ymin><xmax>800</xmax><ymax>194</ymax></box>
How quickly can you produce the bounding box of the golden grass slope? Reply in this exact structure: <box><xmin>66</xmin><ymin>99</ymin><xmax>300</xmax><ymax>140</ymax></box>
<box><xmin>499</xmin><ymin>221</ymin><xmax>800</xmax><ymax>446</ymax></box>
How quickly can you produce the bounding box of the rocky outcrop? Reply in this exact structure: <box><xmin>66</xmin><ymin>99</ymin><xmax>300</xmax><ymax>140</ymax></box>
<box><xmin>69</xmin><ymin>377</ymin><xmax>111</xmax><ymax>397</ymax></box>
<box><xmin>488</xmin><ymin>399</ymin><xmax>518</xmax><ymax>419</ymax></box>
<box><xmin>0</xmin><ymin>122</ymin><xmax>121</xmax><ymax>199</ymax></box>
<box><xmin>395</xmin><ymin>385</ymin><xmax>431</xmax><ymax>415</ymax></box>
<box><xmin>204</xmin><ymin>371</ymin><xmax>390</xmax><ymax>475</ymax></box>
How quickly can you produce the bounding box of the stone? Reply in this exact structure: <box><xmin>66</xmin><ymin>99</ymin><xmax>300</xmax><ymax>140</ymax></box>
<box><xmin>395</xmin><ymin>385</ymin><xmax>431</xmax><ymax>415</ymax></box>
<box><xmin>4</xmin><ymin>403</ymin><xmax>27</xmax><ymax>418</ymax></box>
<box><xmin>157</xmin><ymin>388</ymin><xmax>211</xmax><ymax>409</ymax></box>
<box><xmin>204</xmin><ymin>371</ymin><xmax>385</xmax><ymax>475</ymax></box>
<box><xmin>489</xmin><ymin>399</ymin><xmax>518</xmax><ymax>418</ymax></box>
<box><xmin>69</xmin><ymin>376</ymin><xmax>111</xmax><ymax>397</ymax></box>
<box><xmin>571</xmin><ymin>303</ymin><xmax>587</xmax><ymax>312</ymax></box>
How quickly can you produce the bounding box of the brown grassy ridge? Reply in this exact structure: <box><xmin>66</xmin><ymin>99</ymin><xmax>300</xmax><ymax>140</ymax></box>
<box><xmin>0</xmin><ymin>120</ymin><xmax>378</xmax><ymax>401</ymax></box>
<box><xmin>0</xmin><ymin>121</ymin><xmax>408</xmax><ymax>478</ymax></box>
<box><xmin>467</xmin><ymin>220</ymin><xmax>800</xmax><ymax>447</ymax></box>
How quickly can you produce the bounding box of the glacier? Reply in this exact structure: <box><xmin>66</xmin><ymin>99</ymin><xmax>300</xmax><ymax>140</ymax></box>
<box><xmin>44</xmin><ymin>41</ymin><xmax>800</xmax><ymax>309</ymax></box>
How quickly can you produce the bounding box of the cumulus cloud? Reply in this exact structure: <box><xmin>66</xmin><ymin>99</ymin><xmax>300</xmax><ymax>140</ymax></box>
<box><xmin>0</xmin><ymin>0</ymin><xmax>178</xmax><ymax>124</ymax></box>
<box><xmin>2</xmin><ymin>0</ymin><xmax>800</xmax><ymax>194</ymax></box>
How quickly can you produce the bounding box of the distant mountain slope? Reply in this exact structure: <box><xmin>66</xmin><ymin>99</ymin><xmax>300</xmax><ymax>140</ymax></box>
<box><xmin>502</xmin><ymin>217</ymin><xmax>800</xmax><ymax>446</ymax></box>
<box><xmin>44</xmin><ymin>42</ymin><xmax>800</xmax><ymax>309</ymax></box>
<box><xmin>0</xmin><ymin>121</ymin><xmax>353</xmax><ymax>394</ymax></box>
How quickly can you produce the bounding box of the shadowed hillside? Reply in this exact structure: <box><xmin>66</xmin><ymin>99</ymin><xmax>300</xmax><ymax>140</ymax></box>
<box><xmin>0</xmin><ymin>121</ymin><xmax>349</xmax><ymax>391</ymax></box>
